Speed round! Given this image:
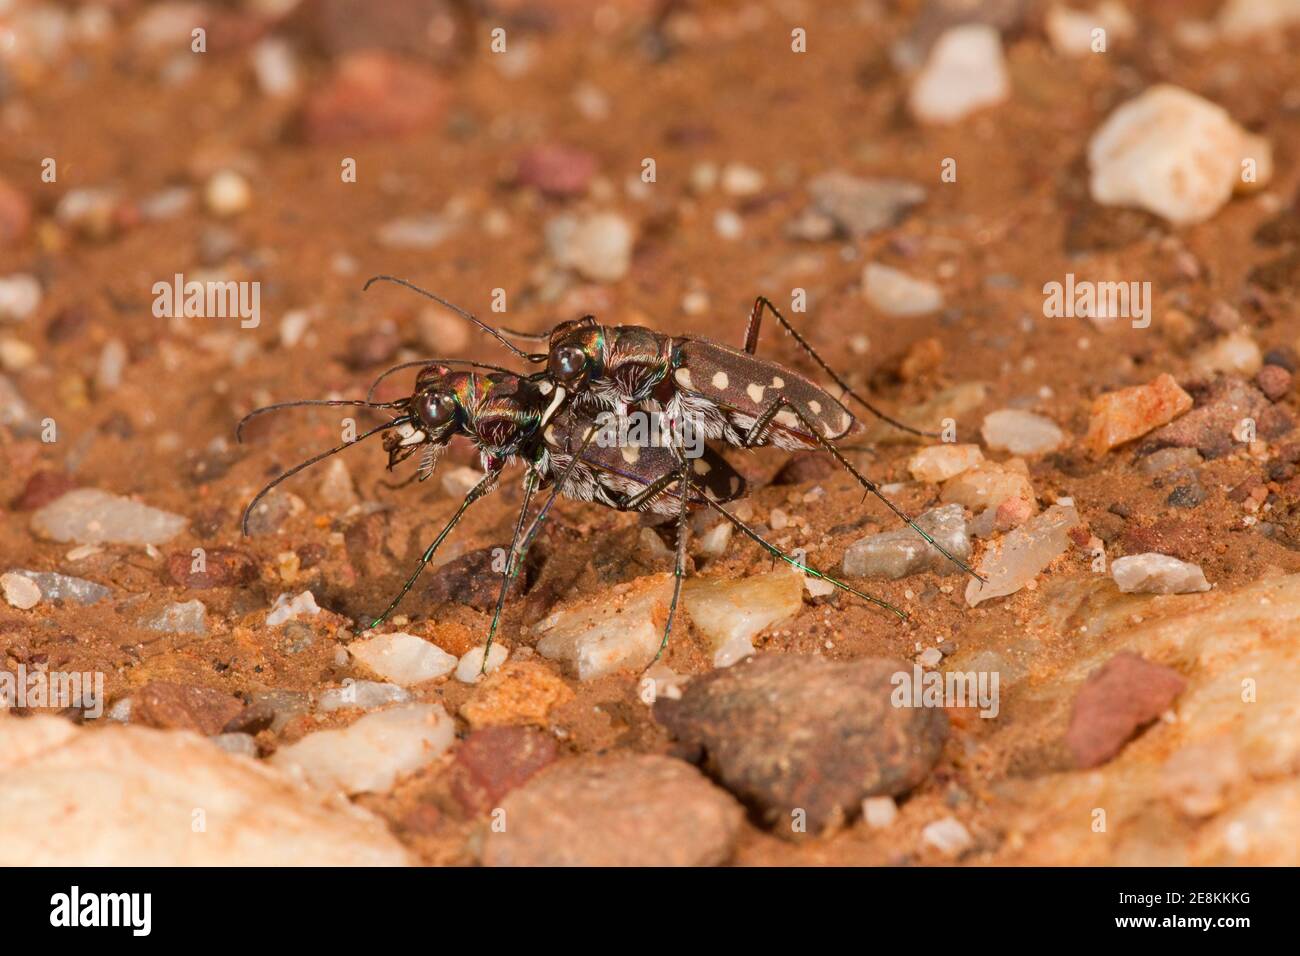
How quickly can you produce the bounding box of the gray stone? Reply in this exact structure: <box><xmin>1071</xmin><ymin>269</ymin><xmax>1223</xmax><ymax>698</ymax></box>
<box><xmin>843</xmin><ymin>503</ymin><xmax>970</xmax><ymax>579</ymax></box>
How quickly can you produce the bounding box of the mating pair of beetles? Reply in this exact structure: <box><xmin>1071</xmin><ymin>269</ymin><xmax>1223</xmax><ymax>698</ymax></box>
<box><xmin>239</xmin><ymin>276</ymin><xmax>982</xmax><ymax>668</ymax></box>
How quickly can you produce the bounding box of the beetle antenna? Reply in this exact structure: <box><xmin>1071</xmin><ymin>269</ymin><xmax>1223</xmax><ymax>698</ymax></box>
<box><xmin>236</xmin><ymin>399</ymin><xmax>405</xmax><ymax>442</ymax></box>
<box><xmin>240</xmin><ymin>416</ymin><xmax>409</xmax><ymax>536</ymax></box>
<box><xmin>363</xmin><ymin>275</ymin><xmax>546</xmax><ymax>363</ymax></box>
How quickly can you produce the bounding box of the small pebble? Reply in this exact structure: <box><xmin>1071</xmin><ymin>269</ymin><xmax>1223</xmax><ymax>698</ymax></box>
<box><xmin>204</xmin><ymin>170</ymin><xmax>252</xmax><ymax>218</ymax></box>
<box><xmin>862</xmin><ymin>263</ymin><xmax>943</xmax><ymax>316</ymax></box>
<box><xmin>909</xmin><ymin>25</ymin><xmax>1009</xmax><ymax>124</ymax></box>
<box><xmin>1256</xmin><ymin>364</ymin><xmax>1292</xmax><ymax>402</ymax></box>
<box><xmin>317</xmin><ymin>679</ymin><xmax>411</xmax><ymax>712</ymax></box>
<box><xmin>1088</xmin><ymin>84</ymin><xmax>1272</xmax><ymax>225</ymax></box>
<box><xmin>456</xmin><ymin>644</ymin><xmax>510</xmax><ymax>684</ymax></box>
<box><xmin>862</xmin><ymin>795</ymin><xmax>899</xmax><ymax>830</ymax></box>
<box><xmin>267</xmin><ymin>590</ymin><xmax>321</xmax><ymax>626</ymax></box>
<box><xmin>1</xmin><ymin>572</ymin><xmax>42</xmax><ymax>610</ymax></box>
<box><xmin>921</xmin><ymin>816</ymin><xmax>974</xmax><ymax>856</ymax></box>
<box><xmin>713</xmin><ymin>209</ymin><xmax>744</xmax><ymax>240</ymax></box>
<box><xmin>980</xmin><ymin>409</ymin><xmax>1065</xmax><ymax>456</ymax></box>
<box><xmin>1111</xmin><ymin>553</ymin><xmax>1211</xmax><ymax>594</ymax></box>
<box><xmin>0</xmin><ymin>274</ymin><xmax>42</xmax><ymax>322</ymax></box>
<box><xmin>545</xmin><ymin>212</ymin><xmax>635</xmax><ymax>283</ymax></box>
<box><xmin>349</xmin><ymin>632</ymin><xmax>458</xmax><ymax>686</ymax></box>
<box><xmin>908</xmin><ymin>444</ymin><xmax>984</xmax><ymax>483</ymax></box>
<box><xmin>720</xmin><ymin>163</ymin><xmax>764</xmax><ymax>197</ymax></box>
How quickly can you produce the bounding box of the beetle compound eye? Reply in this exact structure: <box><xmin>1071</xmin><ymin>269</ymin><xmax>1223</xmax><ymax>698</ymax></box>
<box><xmin>551</xmin><ymin>345</ymin><xmax>587</xmax><ymax>382</ymax></box>
<box><xmin>416</xmin><ymin>391</ymin><xmax>458</xmax><ymax>430</ymax></box>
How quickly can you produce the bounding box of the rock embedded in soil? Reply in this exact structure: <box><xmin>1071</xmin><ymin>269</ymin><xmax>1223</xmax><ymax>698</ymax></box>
<box><xmin>1045</xmin><ymin>2</ymin><xmax>1135</xmax><ymax>56</ymax></box>
<box><xmin>514</xmin><ymin>143</ymin><xmax>597</xmax><ymax>197</ymax></box>
<box><xmin>271</xmin><ymin>703</ymin><xmax>455</xmax><ymax>795</ymax></box>
<box><xmin>0</xmin><ymin>178</ymin><xmax>31</xmax><ymax>247</ymax></box>
<box><xmin>941</xmin><ymin>458</ymin><xmax>1037</xmax><ymax>514</ymax></box>
<box><xmin>921</xmin><ymin>816</ymin><xmax>974</xmax><ymax>858</ymax></box>
<box><xmin>133</xmin><ymin>682</ymin><xmax>246</xmax><ymax>736</ymax></box>
<box><xmin>682</xmin><ymin>569</ymin><xmax>804</xmax><ymax>667</ymax></box>
<box><xmin>303</xmin><ymin>51</ymin><xmax>449</xmax><ymax>144</ymax></box>
<box><xmin>266</xmin><ymin>590</ymin><xmax>320</xmax><ymax>626</ymax></box>
<box><xmin>449</xmin><ymin>726</ymin><xmax>559</xmax><ymax>814</ymax></box>
<box><xmin>966</xmin><ymin>503</ymin><xmax>1079</xmax><ymax>607</ymax></box>
<box><xmin>1111</xmin><ymin>553</ymin><xmax>1211</xmax><ymax>595</ymax></box>
<box><xmin>242</xmin><ymin>488</ymin><xmax>302</xmax><ymax>535</ymax></box>
<box><xmin>315</xmin><ymin>457</ymin><xmax>359</xmax><ymax>511</ymax></box>
<box><xmin>0</xmin><ymin>717</ymin><xmax>410</xmax><ymax>865</ymax></box>
<box><xmin>459</xmin><ymin>661</ymin><xmax>574</xmax><ymax>729</ymax></box>
<box><xmin>800</xmin><ymin>172</ymin><xmax>926</xmax><ymax>239</ymax></box>
<box><xmin>0</xmin><ymin>274</ymin><xmax>41</xmax><ymax>321</ymax></box>
<box><xmin>908</xmin><ymin>24</ymin><xmax>1009</xmax><ymax>125</ymax></box>
<box><xmin>907</xmin><ymin>443</ymin><xmax>984</xmax><ymax>483</ymax></box>
<box><xmin>141</xmin><ymin>599</ymin><xmax>208</xmax><ymax>635</ymax></box>
<box><xmin>481</xmin><ymin>755</ymin><xmax>743</xmax><ymax>867</ymax></box>
<box><xmin>1256</xmin><ymin>364</ymin><xmax>1292</xmax><ymax>402</ymax></box>
<box><xmin>421</xmin><ymin>546</ymin><xmax>511</xmax><ymax>611</ymax></box>
<box><xmin>16</xmin><ymin>570</ymin><xmax>110</xmax><ymax>607</ymax></box>
<box><xmin>1139</xmin><ymin>447</ymin><xmax>1202</xmax><ymax>476</ymax></box>
<box><xmin>862</xmin><ymin>262</ymin><xmax>943</xmax><ymax>316</ymax></box>
<box><xmin>980</xmin><ymin>409</ymin><xmax>1065</xmax><ymax>456</ymax></box>
<box><xmin>0</xmin><ymin>375</ymin><xmax>41</xmax><ymax>436</ymax></box>
<box><xmin>1085</xmin><ymin>373</ymin><xmax>1194</xmax><ymax>457</ymax></box>
<box><xmin>1191</xmin><ymin>330</ymin><xmax>1263</xmax><ymax>379</ymax></box>
<box><xmin>1087</xmin><ymin>84</ymin><xmax>1272</xmax><ymax>225</ymax></box>
<box><xmin>1140</xmin><ymin>378</ymin><xmax>1291</xmax><ymax>460</ymax></box>
<box><xmin>1</xmin><ymin>572</ymin><xmax>41</xmax><ymax>610</ymax></box>
<box><xmin>10</xmin><ymin>470</ymin><xmax>78</xmax><ymax>511</ymax></box>
<box><xmin>864</xmin><ymin>382</ymin><xmax>989</xmax><ymax>446</ymax></box>
<box><xmin>348</xmin><ymin>632</ymin><xmax>457</xmax><ymax>686</ymax></box>
<box><xmin>534</xmin><ymin>574</ymin><xmax>673</xmax><ymax>680</ymax></box>
<box><xmin>167</xmin><ymin>547</ymin><xmax>257</xmax><ymax>588</ymax></box>
<box><xmin>317</xmin><ymin>679</ymin><xmax>410</xmax><ymax>712</ymax></box>
<box><xmin>545</xmin><ymin>211</ymin><xmax>635</xmax><ymax>283</ymax></box>
<box><xmin>30</xmin><ymin>488</ymin><xmax>187</xmax><ymax>546</ymax></box>
<box><xmin>1217</xmin><ymin>0</ymin><xmax>1300</xmax><ymax>38</ymax></box>
<box><xmin>455</xmin><ymin>643</ymin><xmax>509</xmax><ymax>683</ymax></box>
<box><xmin>862</xmin><ymin>795</ymin><xmax>899</xmax><ymax>830</ymax></box>
<box><xmin>654</xmin><ymin>654</ymin><xmax>948</xmax><ymax>836</ymax></box>
<box><xmin>1064</xmin><ymin>652</ymin><xmax>1187</xmax><ymax>769</ymax></box>
<box><xmin>843</xmin><ymin>503</ymin><xmax>971</xmax><ymax>580</ymax></box>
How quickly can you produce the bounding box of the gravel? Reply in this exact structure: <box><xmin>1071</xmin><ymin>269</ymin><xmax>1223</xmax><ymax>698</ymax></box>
<box><xmin>30</xmin><ymin>488</ymin><xmax>187</xmax><ymax>546</ymax></box>
<box><xmin>271</xmin><ymin>703</ymin><xmax>455</xmax><ymax>795</ymax></box>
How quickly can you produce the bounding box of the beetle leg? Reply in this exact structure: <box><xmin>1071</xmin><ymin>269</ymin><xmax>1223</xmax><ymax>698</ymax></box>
<box><xmin>655</xmin><ymin>456</ymin><xmax>692</xmax><ymax>662</ymax></box>
<box><xmin>743</xmin><ymin>295</ymin><xmax>938</xmax><ymax>439</ymax></box>
<box><xmin>697</xmin><ymin>489</ymin><xmax>907</xmax><ymax>620</ymax></box>
<box><xmin>756</xmin><ymin>394</ymin><xmax>986</xmax><ymax>584</ymax></box>
<box><xmin>483</xmin><ymin>468</ymin><xmax>541</xmax><ymax>664</ymax></box>
<box><xmin>366</xmin><ymin>468</ymin><xmax>501</xmax><ymax>630</ymax></box>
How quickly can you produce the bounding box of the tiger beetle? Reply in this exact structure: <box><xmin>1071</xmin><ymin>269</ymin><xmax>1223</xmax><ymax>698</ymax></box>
<box><xmin>362</xmin><ymin>274</ymin><xmax>985</xmax><ymax>586</ymax></box>
<box><xmin>238</xmin><ymin>360</ymin><xmax>901</xmax><ymax>673</ymax></box>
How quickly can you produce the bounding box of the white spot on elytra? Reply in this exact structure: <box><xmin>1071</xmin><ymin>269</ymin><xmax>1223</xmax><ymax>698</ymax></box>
<box><xmin>712</xmin><ymin>370</ymin><xmax>729</xmax><ymax>389</ymax></box>
<box><xmin>776</xmin><ymin>410</ymin><xmax>799</xmax><ymax>428</ymax></box>
<box><xmin>621</xmin><ymin>445</ymin><xmax>640</xmax><ymax>464</ymax></box>
<box><xmin>746</xmin><ymin>383</ymin><xmax>766</xmax><ymax>402</ymax></box>
<box><xmin>771</xmin><ymin>376</ymin><xmax>785</xmax><ymax>388</ymax></box>
<box><xmin>693</xmin><ymin>459</ymin><xmax>712</xmax><ymax>475</ymax></box>
<box><xmin>809</xmin><ymin>400</ymin><xmax>822</xmax><ymax>414</ymax></box>
<box><xmin>674</xmin><ymin>367</ymin><xmax>693</xmax><ymax>389</ymax></box>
